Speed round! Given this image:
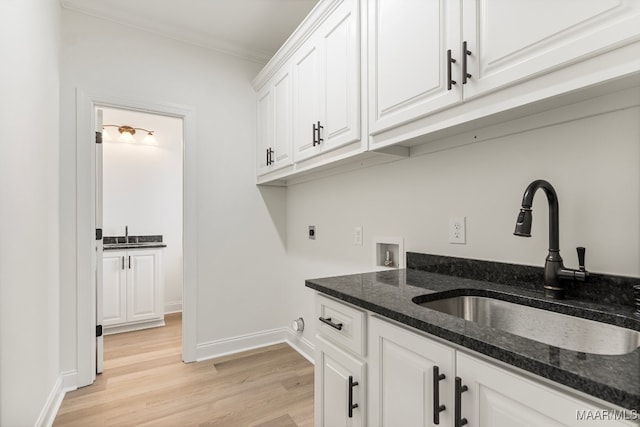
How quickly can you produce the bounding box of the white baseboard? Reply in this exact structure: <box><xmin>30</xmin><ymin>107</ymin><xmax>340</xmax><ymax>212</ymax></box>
<box><xmin>285</xmin><ymin>329</ymin><xmax>315</xmax><ymax>364</ymax></box>
<box><xmin>195</xmin><ymin>327</ymin><xmax>288</xmax><ymax>361</ymax></box>
<box><xmin>36</xmin><ymin>374</ymin><xmax>65</xmax><ymax>427</ymax></box>
<box><xmin>164</xmin><ymin>301</ymin><xmax>182</xmax><ymax>314</ymax></box>
<box><xmin>62</xmin><ymin>370</ymin><xmax>78</xmax><ymax>392</ymax></box>
<box><xmin>104</xmin><ymin>318</ymin><xmax>165</xmax><ymax>335</ymax></box>
<box><xmin>195</xmin><ymin>326</ymin><xmax>316</xmax><ymax>364</ymax></box>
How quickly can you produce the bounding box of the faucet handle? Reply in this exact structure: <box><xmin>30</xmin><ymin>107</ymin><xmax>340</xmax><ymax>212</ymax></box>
<box><xmin>577</xmin><ymin>247</ymin><xmax>586</xmax><ymax>271</ymax></box>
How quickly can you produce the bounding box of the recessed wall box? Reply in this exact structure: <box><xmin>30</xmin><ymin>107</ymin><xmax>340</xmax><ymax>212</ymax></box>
<box><xmin>373</xmin><ymin>236</ymin><xmax>404</xmax><ymax>269</ymax></box>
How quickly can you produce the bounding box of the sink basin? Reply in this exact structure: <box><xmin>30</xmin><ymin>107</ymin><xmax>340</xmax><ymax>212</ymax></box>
<box><xmin>413</xmin><ymin>291</ymin><xmax>640</xmax><ymax>356</ymax></box>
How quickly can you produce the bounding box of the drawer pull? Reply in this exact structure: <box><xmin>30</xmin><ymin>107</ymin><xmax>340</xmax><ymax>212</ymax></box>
<box><xmin>319</xmin><ymin>316</ymin><xmax>343</xmax><ymax>330</ymax></box>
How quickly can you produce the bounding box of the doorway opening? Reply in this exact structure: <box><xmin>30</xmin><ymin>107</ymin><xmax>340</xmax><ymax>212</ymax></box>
<box><xmin>97</xmin><ymin>106</ymin><xmax>184</xmax><ymax>371</ymax></box>
<box><xmin>75</xmin><ymin>90</ymin><xmax>196</xmax><ymax>388</ymax></box>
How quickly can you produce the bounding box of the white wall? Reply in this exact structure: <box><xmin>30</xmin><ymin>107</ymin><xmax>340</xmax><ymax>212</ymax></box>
<box><xmin>102</xmin><ymin>107</ymin><xmax>183</xmax><ymax>312</ymax></box>
<box><xmin>59</xmin><ymin>9</ymin><xmax>289</xmax><ymax>377</ymax></box>
<box><xmin>285</xmin><ymin>92</ymin><xmax>640</xmax><ymax>346</ymax></box>
<box><xmin>0</xmin><ymin>0</ymin><xmax>61</xmax><ymax>425</ymax></box>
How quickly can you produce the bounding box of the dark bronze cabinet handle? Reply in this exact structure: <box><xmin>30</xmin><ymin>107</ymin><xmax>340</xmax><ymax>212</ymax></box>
<box><xmin>318</xmin><ymin>316</ymin><xmax>343</xmax><ymax>330</ymax></box>
<box><xmin>447</xmin><ymin>49</ymin><xmax>457</xmax><ymax>90</ymax></box>
<box><xmin>433</xmin><ymin>366</ymin><xmax>446</xmax><ymax>424</ymax></box>
<box><xmin>348</xmin><ymin>375</ymin><xmax>359</xmax><ymax>418</ymax></box>
<box><xmin>128</xmin><ymin>256</ymin><xmax>131</xmax><ymax>269</ymax></box>
<box><xmin>312</xmin><ymin>122</ymin><xmax>317</xmax><ymax>145</ymax></box>
<box><xmin>121</xmin><ymin>256</ymin><xmax>124</xmax><ymax>270</ymax></box>
<box><xmin>266</xmin><ymin>147</ymin><xmax>274</xmax><ymax>165</ymax></box>
<box><xmin>313</xmin><ymin>121</ymin><xmax>324</xmax><ymax>146</ymax></box>
<box><xmin>462</xmin><ymin>41</ymin><xmax>472</xmax><ymax>84</ymax></box>
<box><xmin>455</xmin><ymin>377</ymin><xmax>468</xmax><ymax>427</ymax></box>
<box><xmin>316</xmin><ymin>121</ymin><xmax>323</xmax><ymax>145</ymax></box>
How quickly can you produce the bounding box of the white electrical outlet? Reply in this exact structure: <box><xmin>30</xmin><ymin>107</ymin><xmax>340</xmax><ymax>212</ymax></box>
<box><xmin>354</xmin><ymin>226</ymin><xmax>363</xmax><ymax>246</ymax></box>
<box><xmin>449</xmin><ymin>217</ymin><xmax>466</xmax><ymax>244</ymax></box>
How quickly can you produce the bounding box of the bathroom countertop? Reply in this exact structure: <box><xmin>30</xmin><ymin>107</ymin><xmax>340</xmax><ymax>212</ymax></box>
<box><xmin>103</xmin><ymin>242</ymin><xmax>166</xmax><ymax>250</ymax></box>
<box><xmin>103</xmin><ymin>234</ymin><xmax>165</xmax><ymax>250</ymax></box>
<box><xmin>305</xmin><ymin>267</ymin><xmax>640</xmax><ymax>411</ymax></box>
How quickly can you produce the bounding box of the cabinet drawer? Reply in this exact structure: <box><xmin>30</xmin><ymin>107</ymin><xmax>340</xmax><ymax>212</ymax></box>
<box><xmin>315</xmin><ymin>294</ymin><xmax>366</xmax><ymax>356</ymax></box>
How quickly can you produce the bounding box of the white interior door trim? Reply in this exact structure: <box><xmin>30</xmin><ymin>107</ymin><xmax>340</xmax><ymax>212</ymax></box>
<box><xmin>75</xmin><ymin>89</ymin><xmax>198</xmax><ymax>387</ymax></box>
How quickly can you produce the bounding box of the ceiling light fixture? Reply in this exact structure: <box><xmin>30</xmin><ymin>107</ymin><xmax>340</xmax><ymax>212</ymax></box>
<box><xmin>103</xmin><ymin>124</ymin><xmax>156</xmax><ymax>144</ymax></box>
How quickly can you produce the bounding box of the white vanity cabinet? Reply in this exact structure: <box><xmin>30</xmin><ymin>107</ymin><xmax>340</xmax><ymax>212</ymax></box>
<box><xmin>292</xmin><ymin>0</ymin><xmax>361</xmax><ymax>162</ymax></box>
<box><xmin>102</xmin><ymin>248</ymin><xmax>164</xmax><ymax>334</ymax></box>
<box><xmin>314</xmin><ymin>294</ymin><xmax>367</xmax><ymax>427</ymax></box>
<box><xmin>369</xmin><ymin>0</ymin><xmax>640</xmax><ymax>136</ymax></box>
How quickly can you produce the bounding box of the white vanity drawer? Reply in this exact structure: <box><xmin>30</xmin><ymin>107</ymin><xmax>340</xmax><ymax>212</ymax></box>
<box><xmin>315</xmin><ymin>293</ymin><xmax>366</xmax><ymax>356</ymax></box>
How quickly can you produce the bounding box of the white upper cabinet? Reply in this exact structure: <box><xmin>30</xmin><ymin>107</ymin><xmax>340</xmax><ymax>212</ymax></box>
<box><xmin>256</xmin><ymin>0</ymin><xmax>640</xmax><ymax>182</ymax></box>
<box><xmin>256</xmin><ymin>85</ymin><xmax>273</xmax><ymax>175</ymax></box>
<box><xmin>319</xmin><ymin>0</ymin><xmax>361</xmax><ymax>153</ymax></box>
<box><xmin>462</xmin><ymin>0</ymin><xmax>640</xmax><ymax>99</ymax></box>
<box><xmin>257</xmin><ymin>66</ymin><xmax>293</xmax><ymax>176</ymax></box>
<box><xmin>294</xmin><ymin>0</ymin><xmax>361</xmax><ymax>162</ymax></box>
<box><xmin>369</xmin><ymin>0</ymin><xmax>640</xmax><ymax>137</ymax></box>
<box><xmin>293</xmin><ymin>39</ymin><xmax>323</xmax><ymax>162</ymax></box>
<box><xmin>369</xmin><ymin>0</ymin><xmax>462</xmax><ymax>134</ymax></box>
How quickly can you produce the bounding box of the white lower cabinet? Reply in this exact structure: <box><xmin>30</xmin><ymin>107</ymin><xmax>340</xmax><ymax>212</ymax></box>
<box><xmin>368</xmin><ymin>316</ymin><xmax>636</xmax><ymax>427</ymax></box>
<box><xmin>315</xmin><ymin>294</ymin><xmax>367</xmax><ymax>426</ymax></box>
<box><xmin>368</xmin><ymin>316</ymin><xmax>455</xmax><ymax>427</ymax></box>
<box><xmin>316</xmin><ymin>336</ymin><xmax>365</xmax><ymax>427</ymax></box>
<box><xmin>315</xmin><ymin>294</ymin><xmax>637</xmax><ymax>427</ymax></box>
<box><xmin>456</xmin><ymin>352</ymin><xmax>636</xmax><ymax>427</ymax></box>
<box><xmin>103</xmin><ymin>249</ymin><xmax>164</xmax><ymax>334</ymax></box>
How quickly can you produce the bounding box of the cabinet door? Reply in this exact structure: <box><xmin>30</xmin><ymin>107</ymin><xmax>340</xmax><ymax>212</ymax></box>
<box><xmin>456</xmin><ymin>352</ymin><xmax>636</xmax><ymax>427</ymax></box>
<box><xmin>102</xmin><ymin>252</ymin><xmax>126</xmax><ymax>326</ymax></box>
<box><xmin>462</xmin><ymin>0</ymin><xmax>640</xmax><ymax>99</ymax></box>
<box><xmin>256</xmin><ymin>84</ymin><xmax>273</xmax><ymax>176</ymax></box>
<box><xmin>126</xmin><ymin>250</ymin><xmax>163</xmax><ymax>323</ymax></box>
<box><xmin>315</xmin><ymin>336</ymin><xmax>365</xmax><ymax>427</ymax></box>
<box><xmin>369</xmin><ymin>0</ymin><xmax>462</xmax><ymax>134</ymax></box>
<box><xmin>292</xmin><ymin>38</ymin><xmax>322</xmax><ymax>162</ymax></box>
<box><xmin>272</xmin><ymin>66</ymin><xmax>293</xmax><ymax>170</ymax></box>
<box><xmin>318</xmin><ymin>0</ymin><xmax>360</xmax><ymax>153</ymax></box>
<box><xmin>368</xmin><ymin>317</ymin><xmax>455</xmax><ymax>427</ymax></box>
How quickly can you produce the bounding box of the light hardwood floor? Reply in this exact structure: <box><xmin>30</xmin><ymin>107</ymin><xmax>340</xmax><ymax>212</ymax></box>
<box><xmin>54</xmin><ymin>313</ymin><xmax>314</xmax><ymax>426</ymax></box>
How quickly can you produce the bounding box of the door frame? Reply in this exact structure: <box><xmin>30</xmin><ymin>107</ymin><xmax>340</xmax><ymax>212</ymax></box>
<box><xmin>75</xmin><ymin>89</ymin><xmax>197</xmax><ymax>387</ymax></box>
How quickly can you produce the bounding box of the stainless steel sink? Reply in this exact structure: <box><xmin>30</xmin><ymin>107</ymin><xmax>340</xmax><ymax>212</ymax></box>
<box><xmin>414</xmin><ymin>293</ymin><xmax>640</xmax><ymax>355</ymax></box>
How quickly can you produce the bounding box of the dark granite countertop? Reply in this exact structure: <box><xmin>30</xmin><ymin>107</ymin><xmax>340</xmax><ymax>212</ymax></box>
<box><xmin>103</xmin><ymin>234</ymin><xmax>166</xmax><ymax>250</ymax></box>
<box><xmin>305</xmin><ymin>267</ymin><xmax>640</xmax><ymax>411</ymax></box>
<box><xmin>103</xmin><ymin>242</ymin><xmax>167</xmax><ymax>250</ymax></box>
